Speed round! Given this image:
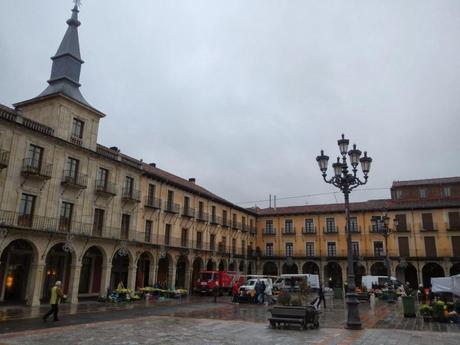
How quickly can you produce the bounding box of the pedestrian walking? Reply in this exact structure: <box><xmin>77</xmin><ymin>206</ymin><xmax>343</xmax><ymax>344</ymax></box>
<box><xmin>43</xmin><ymin>281</ymin><xmax>66</xmax><ymax>322</ymax></box>
<box><xmin>232</xmin><ymin>281</ymin><xmax>239</xmax><ymax>303</ymax></box>
<box><xmin>318</xmin><ymin>284</ymin><xmax>326</xmax><ymax>308</ymax></box>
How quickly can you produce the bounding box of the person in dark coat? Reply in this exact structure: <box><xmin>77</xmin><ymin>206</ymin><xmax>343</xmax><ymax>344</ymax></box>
<box><xmin>318</xmin><ymin>284</ymin><xmax>326</xmax><ymax>308</ymax></box>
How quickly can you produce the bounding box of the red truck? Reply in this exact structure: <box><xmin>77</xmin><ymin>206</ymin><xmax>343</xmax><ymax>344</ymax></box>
<box><xmin>194</xmin><ymin>271</ymin><xmax>242</xmax><ymax>295</ymax></box>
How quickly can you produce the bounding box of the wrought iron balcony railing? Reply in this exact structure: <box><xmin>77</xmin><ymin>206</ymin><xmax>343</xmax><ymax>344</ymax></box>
<box><xmin>61</xmin><ymin>170</ymin><xmax>88</xmax><ymax>189</ymax></box>
<box><xmin>21</xmin><ymin>158</ymin><xmax>52</xmax><ymax>179</ymax></box>
<box><xmin>323</xmin><ymin>226</ymin><xmax>339</xmax><ymax>234</ymax></box>
<box><xmin>95</xmin><ymin>180</ymin><xmax>117</xmax><ymax>196</ymax></box>
<box><xmin>302</xmin><ymin>226</ymin><xmax>317</xmax><ymax>234</ymax></box>
<box><xmin>122</xmin><ymin>188</ymin><xmax>141</xmax><ymax>202</ymax></box>
<box><xmin>222</xmin><ymin>218</ymin><xmax>230</xmax><ymax>227</ymax></box>
<box><xmin>282</xmin><ymin>227</ymin><xmax>296</xmax><ymax>235</ymax></box>
<box><xmin>263</xmin><ymin>228</ymin><xmax>276</xmax><ymax>235</ymax></box>
<box><xmin>196</xmin><ymin>212</ymin><xmax>209</xmax><ymax>222</ymax></box>
<box><xmin>144</xmin><ymin>196</ymin><xmax>161</xmax><ymax>209</ymax></box>
<box><xmin>182</xmin><ymin>207</ymin><xmax>195</xmax><ymax>218</ymax></box>
<box><xmin>210</xmin><ymin>215</ymin><xmax>221</xmax><ymax>225</ymax></box>
<box><xmin>164</xmin><ymin>201</ymin><xmax>180</xmax><ymax>214</ymax></box>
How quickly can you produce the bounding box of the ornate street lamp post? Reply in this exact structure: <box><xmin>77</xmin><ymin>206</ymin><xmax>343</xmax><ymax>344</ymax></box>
<box><xmin>371</xmin><ymin>214</ymin><xmax>398</xmax><ymax>300</ymax></box>
<box><xmin>316</xmin><ymin>134</ymin><xmax>372</xmax><ymax>330</ymax></box>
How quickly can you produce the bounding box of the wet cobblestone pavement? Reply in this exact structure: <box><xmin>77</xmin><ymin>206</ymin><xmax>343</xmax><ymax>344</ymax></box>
<box><xmin>0</xmin><ymin>295</ymin><xmax>458</xmax><ymax>344</ymax></box>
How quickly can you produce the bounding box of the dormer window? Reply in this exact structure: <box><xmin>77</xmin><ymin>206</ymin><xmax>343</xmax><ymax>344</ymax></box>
<box><xmin>72</xmin><ymin>118</ymin><xmax>84</xmax><ymax>139</ymax></box>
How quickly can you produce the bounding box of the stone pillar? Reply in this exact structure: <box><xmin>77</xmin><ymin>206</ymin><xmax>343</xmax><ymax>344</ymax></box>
<box><xmin>127</xmin><ymin>265</ymin><xmax>138</xmax><ymax>290</ymax></box>
<box><xmin>100</xmin><ymin>264</ymin><xmax>113</xmax><ymax>298</ymax></box>
<box><xmin>27</xmin><ymin>263</ymin><xmax>46</xmax><ymax>306</ymax></box>
<box><xmin>170</xmin><ymin>262</ymin><xmax>177</xmax><ymax>290</ymax></box>
<box><xmin>417</xmin><ymin>262</ymin><xmax>424</xmax><ymax>287</ymax></box>
<box><xmin>152</xmin><ymin>257</ymin><xmax>158</xmax><ymax>285</ymax></box>
<box><xmin>68</xmin><ymin>264</ymin><xmax>82</xmax><ymax>304</ymax></box>
<box><xmin>148</xmin><ymin>257</ymin><xmax>156</xmax><ymax>287</ymax></box>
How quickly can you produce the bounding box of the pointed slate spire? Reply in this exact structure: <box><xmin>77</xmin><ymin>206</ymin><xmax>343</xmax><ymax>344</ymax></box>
<box><xmin>39</xmin><ymin>2</ymin><xmax>91</xmax><ymax>107</ymax></box>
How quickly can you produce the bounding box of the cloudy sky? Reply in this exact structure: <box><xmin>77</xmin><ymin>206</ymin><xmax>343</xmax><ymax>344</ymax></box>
<box><xmin>1</xmin><ymin>1</ymin><xmax>459</xmax><ymax>208</ymax></box>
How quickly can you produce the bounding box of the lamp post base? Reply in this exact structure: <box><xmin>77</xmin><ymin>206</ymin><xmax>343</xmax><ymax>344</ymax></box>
<box><xmin>345</xmin><ymin>291</ymin><xmax>362</xmax><ymax>330</ymax></box>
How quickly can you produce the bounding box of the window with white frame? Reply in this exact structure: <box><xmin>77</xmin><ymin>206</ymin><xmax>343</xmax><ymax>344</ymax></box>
<box><xmin>327</xmin><ymin>242</ymin><xmax>337</xmax><ymax>256</ymax></box>
<box><xmin>286</xmin><ymin>242</ymin><xmax>294</xmax><ymax>257</ymax></box>
<box><xmin>304</xmin><ymin>219</ymin><xmax>314</xmax><ymax>233</ymax></box>
<box><xmin>266</xmin><ymin>243</ymin><xmax>273</xmax><ymax>256</ymax></box>
<box><xmin>352</xmin><ymin>241</ymin><xmax>360</xmax><ymax>256</ymax></box>
<box><xmin>306</xmin><ymin>242</ymin><xmax>315</xmax><ymax>256</ymax></box>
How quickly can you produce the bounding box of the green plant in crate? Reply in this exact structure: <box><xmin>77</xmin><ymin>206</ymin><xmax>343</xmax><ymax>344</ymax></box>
<box><xmin>432</xmin><ymin>301</ymin><xmax>446</xmax><ymax>321</ymax></box>
<box><xmin>419</xmin><ymin>304</ymin><xmax>433</xmax><ymax>317</ymax></box>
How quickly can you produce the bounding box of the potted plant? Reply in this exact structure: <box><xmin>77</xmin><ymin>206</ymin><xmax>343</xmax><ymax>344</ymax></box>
<box><xmin>419</xmin><ymin>304</ymin><xmax>433</xmax><ymax>321</ymax></box>
<box><xmin>432</xmin><ymin>301</ymin><xmax>446</xmax><ymax>322</ymax></box>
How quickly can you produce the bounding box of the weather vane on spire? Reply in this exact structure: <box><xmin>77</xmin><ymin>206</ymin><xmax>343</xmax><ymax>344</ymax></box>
<box><xmin>73</xmin><ymin>0</ymin><xmax>82</xmax><ymax>8</ymax></box>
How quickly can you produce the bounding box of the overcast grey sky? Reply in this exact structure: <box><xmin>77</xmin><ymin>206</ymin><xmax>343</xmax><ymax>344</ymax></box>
<box><xmin>1</xmin><ymin>1</ymin><xmax>459</xmax><ymax>207</ymax></box>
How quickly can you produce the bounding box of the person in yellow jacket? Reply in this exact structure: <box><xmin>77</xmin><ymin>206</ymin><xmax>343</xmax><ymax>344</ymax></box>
<box><xmin>42</xmin><ymin>281</ymin><xmax>67</xmax><ymax>322</ymax></box>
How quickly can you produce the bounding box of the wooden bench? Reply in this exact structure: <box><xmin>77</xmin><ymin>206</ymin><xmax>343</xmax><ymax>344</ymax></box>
<box><xmin>269</xmin><ymin>306</ymin><xmax>319</xmax><ymax>330</ymax></box>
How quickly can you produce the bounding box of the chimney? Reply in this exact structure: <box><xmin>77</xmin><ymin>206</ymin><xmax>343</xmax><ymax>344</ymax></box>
<box><xmin>188</xmin><ymin>178</ymin><xmax>196</xmax><ymax>183</ymax></box>
<box><xmin>149</xmin><ymin>162</ymin><xmax>156</xmax><ymax>167</ymax></box>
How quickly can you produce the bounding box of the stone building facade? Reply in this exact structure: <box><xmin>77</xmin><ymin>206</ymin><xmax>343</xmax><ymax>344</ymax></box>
<box><xmin>0</xmin><ymin>4</ymin><xmax>459</xmax><ymax>307</ymax></box>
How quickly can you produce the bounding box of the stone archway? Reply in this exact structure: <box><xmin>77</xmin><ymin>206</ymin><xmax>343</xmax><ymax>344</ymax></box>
<box><xmin>370</xmin><ymin>262</ymin><xmax>387</xmax><ymax>276</ymax></box>
<box><xmin>0</xmin><ymin>239</ymin><xmax>37</xmax><ymax>303</ymax></box>
<box><xmin>239</xmin><ymin>261</ymin><xmax>245</xmax><ymax>274</ymax></box>
<box><xmin>282</xmin><ymin>263</ymin><xmax>299</xmax><ymax>274</ymax></box>
<box><xmin>247</xmin><ymin>262</ymin><xmax>253</xmax><ymax>275</ymax></box>
<box><xmin>422</xmin><ymin>262</ymin><xmax>444</xmax><ymax>288</ymax></box>
<box><xmin>157</xmin><ymin>254</ymin><xmax>171</xmax><ymax>288</ymax></box>
<box><xmin>110</xmin><ymin>250</ymin><xmax>130</xmax><ymax>290</ymax></box>
<box><xmin>263</xmin><ymin>262</ymin><xmax>278</xmax><ymax>276</ymax></box>
<box><xmin>43</xmin><ymin>243</ymin><xmax>73</xmax><ymax>301</ymax></box>
<box><xmin>79</xmin><ymin>246</ymin><xmax>105</xmax><ymax>296</ymax></box>
<box><xmin>206</xmin><ymin>259</ymin><xmax>215</xmax><ymax>271</ymax></box>
<box><xmin>302</xmin><ymin>262</ymin><xmax>319</xmax><ymax>275</ymax></box>
<box><xmin>136</xmin><ymin>252</ymin><xmax>154</xmax><ymax>289</ymax></box>
<box><xmin>324</xmin><ymin>262</ymin><xmax>342</xmax><ymax>288</ymax></box>
<box><xmin>228</xmin><ymin>261</ymin><xmax>236</xmax><ymax>272</ymax></box>
<box><xmin>218</xmin><ymin>259</ymin><xmax>226</xmax><ymax>272</ymax></box>
<box><xmin>450</xmin><ymin>263</ymin><xmax>460</xmax><ymax>276</ymax></box>
<box><xmin>175</xmin><ymin>255</ymin><xmax>189</xmax><ymax>289</ymax></box>
<box><xmin>396</xmin><ymin>263</ymin><xmax>418</xmax><ymax>289</ymax></box>
<box><xmin>191</xmin><ymin>257</ymin><xmax>204</xmax><ymax>291</ymax></box>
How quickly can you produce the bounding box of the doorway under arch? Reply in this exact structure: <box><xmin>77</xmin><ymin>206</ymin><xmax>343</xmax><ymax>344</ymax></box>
<box><xmin>324</xmin><ymin>262</ymin><xmax>342</xmax><ymax>288</ymax></box>
<box><xmin>263</xmin><ymin>262</ymin><xmax>278</xmax><ymax>276</ymax></box>
<box><xmin>43</xmin><ymin>243</ymin><xmax>72</xmax><ymax>301</ymax></box>
<box><xmin>422</xmin><ymin>262</ymin><xmax>444</xmax><ymax>288</ymax></box>
<box><xmin>282</xmin><ymin>263</ymin><xmax>298</xmax><ymax>274</ymax></box>
<box><xmin>79</xmin><ymin>246</ymin><xmax>104</xmax><ymax>296</ymax></box>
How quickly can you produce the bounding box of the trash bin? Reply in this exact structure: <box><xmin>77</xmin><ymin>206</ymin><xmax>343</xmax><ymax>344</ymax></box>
<box><xmin>333</xmin><ymin>288</ymin><xmax>343</xmax><ymax>299</ymax></box>
<box><xmin>402</xmin><ymin>296</ymin><xmax>416</xmax><ymax>317</ymax></box>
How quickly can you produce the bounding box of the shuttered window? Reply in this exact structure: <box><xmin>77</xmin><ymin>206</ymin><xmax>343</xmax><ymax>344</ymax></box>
<box><xmin>421</xmin><ymin>213</ymin><xmax>434</xmax><ymax>231</ymax></box>
<box><xmin>395</xmin><ymin>214</ymin><xmax>407</xmax><ymax>232</ymax></box>
<box><xmin>448</xmin><ymin>212</ymin><xmax>460</xmax><ymax>230</ymax></box>
<box><xmin>452</xmin><ymin>237</ymin><xmax>460</xmax><ymax>257</ymax></box>
<box><xmin>398</xmin><ymin>237</ymin><xmax>410</xmax><ymax>257</ymax></box>
<box><xmin>424</xmin><ymin>236</ymin><xmax>437</xmax><ymax>257</ymax></box>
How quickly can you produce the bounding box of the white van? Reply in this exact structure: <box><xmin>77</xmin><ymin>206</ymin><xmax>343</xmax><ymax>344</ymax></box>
<box><xmin>361</xmin><ymin>275</ymin><xmax>401</xmax><ymax>290</ymax></box>
<box><xmin>277</xmin><ymin>274</ymin><xmax>320</xmax><ymax>290</ymax></box>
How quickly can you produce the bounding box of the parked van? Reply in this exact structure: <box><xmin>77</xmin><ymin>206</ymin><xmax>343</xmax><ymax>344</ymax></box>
<box><xmin>361</xmin><ymin>275</ymin><xmax>401</xmax><ymax>290</ymax></box>
<box><xmin>277</xmin><ymin>274</ymin><xmax>320</xmax><ymax>290</ymax></box>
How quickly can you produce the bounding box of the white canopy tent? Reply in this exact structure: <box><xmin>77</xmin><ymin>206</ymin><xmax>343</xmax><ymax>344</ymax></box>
<box><xmin>431</xmin><ymin>275</ymin><xmax>460</xmax><ymax>296</ymax></box>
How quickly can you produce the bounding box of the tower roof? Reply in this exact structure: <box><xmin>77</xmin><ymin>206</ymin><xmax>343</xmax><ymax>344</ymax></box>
<box><xmin>38</xmin><ymin>3</ymin><xmax>92</xmax><ymax>107</ymax></box>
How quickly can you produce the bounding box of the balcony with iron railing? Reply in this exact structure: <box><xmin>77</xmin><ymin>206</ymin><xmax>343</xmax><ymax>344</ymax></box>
<box><xmin>70</xmin><ymin>135</ymin><xmax>83</xmax><ymax>146</ymax></box>
<box><xmin>0</xmin><ymin>210</ymin><xmax>92</xmax><ymax>235</ymax></box>
<box><xmin>241</xmin><ymin>223</ymin><xmax>248</xmax><ymax>232</ymax></box>
<box><xmin>282</xmin><ymin>227</ymin><xmax>296</xmax><ymax>235</ymax></box>
<box><xmin>164</xmin><ymin>200</ymin><xmax>180</xmax><ymax>214</ymax></box>
<box><xmin>61</xmin><ymin>170</ymin><xmax>88</xmax><ymax>189</ymax></box>
<box><xmin>446</xmin><ymin>222</ymin><xmax>460</xmax><ymax>231</ymax></box>
<box><xmin>196</xmin><ymin>211</ymin><xmax>209</xmax><ymax>222</ymax></box>
<box><xmin>0</xmin><ymin>149</ymin><xmax>10</xmax><ymax>169</ymax></box>
<box><xmin>144</xmin><ymin>196</ymin><xmax>161</xmax><ymax>209</ymax></box>
<box><xmin>323</xmin><ymin>226</ymin><xmax>339</xmax><ymax>234</ymax></box>
<box><xmin>231</xmin><ymin>220</ymin><xmax>240</xmax><ymax>230</ymax></box>
<box><xmin>218</xmin><ymin>243</ymin><xmax>229</xmax><ymax>256</ymax></box>
<box><xmin>345</xmin><ymin>225</ymin><xmax>362</xmax><ymax>234</ymax></box>
<box><xmin>122</xmin><ymin>188</ymin><xmax>141</xmax><ymax>203</ymax></box>
<box><xmin>418</xmin><ymin>222</ymin><xmax>438</xmax><ymax>232</ymax></box>
<box><xmin>222</xmin><ymin>218</ymin><xmax>230</xmax><ymax>227</ymax></box>
<box><xmin>249</xmin><ymin>226</ymin><xmax>256</xmax><ymax>235</ymax></box>
<box><xmin>302</xmin><ymin>226</ymin><xmax>317</xmax><ymax>234</ymax></box>
<box><xmin>95</xmin><ymin>180</ymin><xmax>117</xmax><ymax>196</ymax></box>
<box><xmin>210</xmin><ymin>215</ymin><xmax>221</xmax><ymax>225</ymax></box>
<box><xmin>182</xmin><ymin>206</ymin><xmax>195</xmax><ymax>218</ymax></box>
<box><xmin>21</xmin><ymin>158</ymin><xmax>52</xmax><ymax>179</ymax></box>
<box><xmin>263</xmin><ymin>227</ymin><xmax>276</xmax><ymax>236</ymax></box>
